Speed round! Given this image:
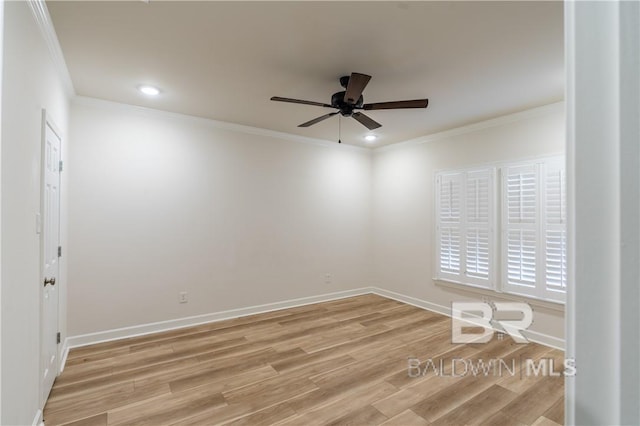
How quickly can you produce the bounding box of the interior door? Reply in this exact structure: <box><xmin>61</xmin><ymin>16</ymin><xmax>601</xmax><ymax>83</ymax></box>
<box><xmin>41</xmin><ymin>120</ymin><xmax>61</xmax><ymax>404</ymax></box>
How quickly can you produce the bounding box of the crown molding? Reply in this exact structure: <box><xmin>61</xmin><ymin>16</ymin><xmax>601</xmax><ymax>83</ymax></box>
<box><xmin>374</xmin><ymin>101</ymin><xmax>565</xmax><ymax>153</ymax></box>
<box><xmin>72</xmin><ymin>96</ymin><xmax>563</xmax><ymax>154</ymax></box>
<box><xmin>72</xmin><ymin>96</ymin><xmax>371</xmax><ymax>153</ymax></box>
<box><xmin>27</xmin><ymin>0</ymin><xmax>75</xmax><ymax>96</ymax></box>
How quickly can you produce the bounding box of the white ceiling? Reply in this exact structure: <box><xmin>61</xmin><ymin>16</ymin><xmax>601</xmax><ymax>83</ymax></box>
<box><xmin>47</xmin><ymin>1</ymin><xmax>564</xmax><ymax>147</ymax></box>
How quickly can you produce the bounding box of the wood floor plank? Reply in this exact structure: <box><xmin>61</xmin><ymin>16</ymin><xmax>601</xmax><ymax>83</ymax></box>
<box><xmin>64</xmin><ymin>348</ymin><xmax>130</xmax><ymax>367</ymax></box>
<box><xmin>325</xmin><ymin>404</ymin><xmax>388</xmax><ymax>426</ymax></box>
<box><xmin>411</xmin><ymin>375</ymin><xmax>497</xmax><ymax>423</ymax></box>
<box><xmin>531</xmin><ymin>415</ymin><xmax>563</xmax><ymax>426</ymax></box>
<box><xmin>298</xmin><ymin>324</ymin><xmax>367</xmax><ymax>353</ymax></box>
<box><xmin>308</xmin><ymin>354</ymin><xmax>407</xmax><ymax>392</ymax></box>
<box><xmin>107</xmin><ymin>389</ymin><xmax>226</xmax><ymax>426</ymax></box>
<box><xmin>496</xmin><ymin>345</ymin><xmax>556</xmax><ymax>394</ymax></box>
<box><xmin>58</xmin><ymin>412</ymin><xmax>108</xmax><ymax>426</ymax></box>
<box><xmin>170</xmin><ymin>348</ymin><xmax>303</xmax><ymax>393</ymax></box>
<box><xmin>50</xmin><ymin>357</ymin><xmax>198</xmax><ymax>397</ymax></box>
<box><xmin>269</xmin><ymin>322</ymin><xmax>361</xmax><ymax>353</ymax></box>
<box><xmin>542</xmin><ymin>397</ymin><xmax>564</xmax><ymax>425</ymax></box>
<box><xmin>223</xmin><ymin>374</ymin><xmax>318</xmax><ymax>410</ymax></box>
<box><xmin>44</xmin><ymin>295</ymin><xmax>564</xmax><ymax>426</ymax></box>
<box><xmin>379</xmin><ymin>409</ymin><xmax>431</xmax><ymax>426</ymax></box>
<box><xmin>373</xmin><ymin>387</ymin><xmax>430</xmax><ymax>419</ymax></box>
<box><xmin>272</xmin><ymin>353</ymin><xmax>357</xmax><ymax>378</ymax></box>
<box><xmin>45</xmin><ymin>381</ymin><xmax>134</xmax><ymax>413</ymax></box>
<box><xmin>222</xmin><ymin>403</ymin><xmax>298</xmax><ymax>426</ymax></box>
<box><xmin>499</xmin><ymin>375</ymin><xmax>564</xmax><ymax>425</ymax></box>
<box><xmin>44</xmin><ymin>382</ymin><xmax>170</xmax><ymax>425</ymax></box>
<box><xmin>431</xmin><ymin>384</ymin><xmax>518</xmax><ymax>425</ymax></box>
<box><xmin>359</xmin><ymin>305</ymin><xmax>421</xmax><ymax>326</ymax></box>
<box><xmin>480</xmin><ymin>411</ymin><xmax>527</xmax><ymax>426</ymax></box>
<box><xmin>129</xmin><ymin>329</ymin><xmax>250</xmax><ymax>354</ymax></box>
<box><xmin>167</xmin><ymin>402</ymin><xmax>257</xmax><ymax>426</ymax></box>
<box><xmin>57</xmin><ymin>335</ymin><xmax>251</xmax><ymax>390</ymax></box>
<box><xmin>282</xmin><ymin>381</ymin><xmax>398</xmax><ymax>425</ymax></box>
<box><xmin>139</xmin><ymin>363</ymin><xmax>278</xmax><ymax>395</ymax></box>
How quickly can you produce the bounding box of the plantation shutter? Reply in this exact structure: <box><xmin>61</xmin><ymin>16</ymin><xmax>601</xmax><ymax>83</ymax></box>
<box><xmin>502</xmin><ymin>164</ymin><xmax>539</xmax><ymax>297</ymax></box>
<box><xmin>437</xmin><ymin>157</ymin><xmax>565</xmax><ymax>302</ymax></box>
<box><xmin>436</xmin><ymin>173</ymin><xmax>462</xmax><ymax>279</ymax></box>
<box><xmin>464</xmin><ymin>169</ymin><xmax>493</xmax><ymax>287</ymax></box>
<box><xmin>542</xmin><ymin>158</ymin><xmax>567</xmax><ymax>301</ymax></box>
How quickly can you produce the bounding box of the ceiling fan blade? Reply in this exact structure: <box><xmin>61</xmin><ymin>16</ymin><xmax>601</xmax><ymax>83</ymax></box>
<box><xmin>363</xmin><ymin>99</ymin><xmax>429</xmax><ymax>110</ymax></box>
<box><xmin>344</xmin><ymin>73</ymin><xmax>372</xmax><ymax>105</ymax></box>
<box><xmin>352</xmin><ymin>112</ymin><xmax>382</xmax><ymax>130</ymax></box>
<box><xmin>298</xmin><ymin>112</ymin><xmax>338</xmax><ymax>127</ymax></box>
<box><xmin>271</xmin><ymin>96</ymin><xmax>333</xmax><ymax>108</ymax></box>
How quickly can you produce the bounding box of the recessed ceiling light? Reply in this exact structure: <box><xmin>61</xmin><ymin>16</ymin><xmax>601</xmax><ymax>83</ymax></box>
<box><xmin>364</xmin><ymin>135</ymin><xmax>377</xmax><ymax>142</ymax></box>
<box><xmin>138</xmin><ymin>85</ymin><xmax>160</xmax><ymax>96</ymax></box>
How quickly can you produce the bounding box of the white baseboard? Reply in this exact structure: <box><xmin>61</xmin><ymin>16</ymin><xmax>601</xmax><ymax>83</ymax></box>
<box><xmin>32</xmin><ymin>409</ymin><xmax>43</xmax><ymax>426</ymax></box>
<box><xmin>65</xmin><ymin>287</ymin><xmax>375</xmax><ymax>352</ymax></box>
<box><xmin>59</xmin><ymin>339</ymin><xmax>70</xmax><ymax>374</ymax></box>
<box><xmin>521</xmin><ymin>330</ymin><xmax>565</xmax><ymax>351</ymax></box>
<box><xmin>63</xmin><ymin>285</ymin><xmax>564</xmax><ymax>373</ymax></box>
<box><xmin>372</xmin><ymin>287</ymin><xmax>451</xmax><ymax>316</ymax></box>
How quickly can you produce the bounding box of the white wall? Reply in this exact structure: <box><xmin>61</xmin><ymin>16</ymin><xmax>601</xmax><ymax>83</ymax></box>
<box><xmin>372</xmin><ymin>103</ymin><xmax>565</xmax><ymax>343</ymax></box>
<box><xmin>67</xmin><ymin>99</ymin><xmax>566</xmax><ymax>346</ymax></box>
<box><xmin>67</xmin><ymin>99</ymin><xmax>373</xmax><ymax>336</ymax></box>
<box><xmin>1</xmin><ymin>1</ymin><xmax>70</xmax><ymax>424</ymax></box>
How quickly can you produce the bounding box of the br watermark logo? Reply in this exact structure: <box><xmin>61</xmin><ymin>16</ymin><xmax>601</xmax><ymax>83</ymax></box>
<box><xmin>451</xmin><ymin>301</ymin><xmax>533</xmax><ymax>344</ymax></box>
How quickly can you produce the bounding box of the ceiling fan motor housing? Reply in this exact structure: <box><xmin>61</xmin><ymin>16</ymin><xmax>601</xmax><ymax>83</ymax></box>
<box><xmin>331</xmin><ymin>91</ymin><xmax>363</xmax><ymax>116</ymax></box>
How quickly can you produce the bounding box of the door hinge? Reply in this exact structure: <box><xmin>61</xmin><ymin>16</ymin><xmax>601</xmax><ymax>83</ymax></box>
<box><xmin>59</xmin><ymin>160</ymin><xmax>63</xmax><ymax>172</ymax></box>
<box><xmin>58</xmin><ymin>246</ymin><xmax>62</xmax><ymax>257</ymax></box>
<box><xmin>56</xmin><ymin>332</ymin><xmax>61</xmax><ymax>344</ymax></box>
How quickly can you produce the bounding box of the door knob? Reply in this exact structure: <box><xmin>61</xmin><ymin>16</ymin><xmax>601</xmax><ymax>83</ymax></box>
<box><xmin>44</xmin><ymin>277</ymin><xmax>56</xmax><ymax>287</ymax></box>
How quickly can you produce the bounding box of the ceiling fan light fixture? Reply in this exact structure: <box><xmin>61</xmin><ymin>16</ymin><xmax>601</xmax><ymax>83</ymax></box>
<box><xmin>138</xmin><ymin>85</ymin><xmax>161</xmax><ymax>96</ymax></box>
<box><xmin>364</xmin><ymin>135</ymin><xmax>377</xmax><ymax>142</ymax></box>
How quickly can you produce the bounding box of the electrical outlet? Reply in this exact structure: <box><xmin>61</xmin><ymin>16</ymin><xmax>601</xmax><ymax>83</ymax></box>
<box><xmin>324</xmin><ymin>273</ymin><xmax>332</xmax><ymax>284</ymax></box>
<box><xmin>179</xmin><ymin>291</ymin><xmax>188</xmax><ymax>304</ymax></box>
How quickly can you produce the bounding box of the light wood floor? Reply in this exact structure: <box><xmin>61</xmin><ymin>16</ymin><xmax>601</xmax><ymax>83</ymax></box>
<box><xmin>44</xmin><ymin>294</ymin><xmax>564</xmax><ymax>426</ymax></box>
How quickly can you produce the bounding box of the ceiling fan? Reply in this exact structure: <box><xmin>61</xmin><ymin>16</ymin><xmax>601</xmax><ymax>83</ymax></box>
<box><xmin>271</xmin><ymin>72</ymin><xmax>429</xmax><ymax>131</ymax></box>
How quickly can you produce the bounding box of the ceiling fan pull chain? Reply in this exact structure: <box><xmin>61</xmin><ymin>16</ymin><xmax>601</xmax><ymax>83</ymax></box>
<box><xmin>338</xmin><ymin>115</ymin><xmax>342</xmax><ymax>144</ymax></box>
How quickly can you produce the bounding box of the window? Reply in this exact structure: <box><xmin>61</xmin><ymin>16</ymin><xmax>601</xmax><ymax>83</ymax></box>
<box><xmin>502</xmin><ymin>157</ymin><xmax>566</xmax><ymax>302</ymax></box>
<box><xmin>435</xmin><ymin>168</ymin><xmax>496</xmax><ymax>289</ymax></box>
<box><xmin>435</xmin><ymin>156</ymin><xmax>566</xmax><ymax>303</ymax></box>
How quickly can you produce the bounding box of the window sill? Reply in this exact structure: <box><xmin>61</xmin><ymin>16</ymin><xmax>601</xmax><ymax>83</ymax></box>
<box><xmin>434</xmin><ymin>278</ymin><xmax>565</xmax><ymax>313</ymax></box>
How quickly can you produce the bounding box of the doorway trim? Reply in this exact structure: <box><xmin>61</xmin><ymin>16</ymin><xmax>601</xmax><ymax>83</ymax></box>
<box><xmin>565</xmin><ymin>1</ymin><xmax>640</xmax><ymax>424</ymax></box>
